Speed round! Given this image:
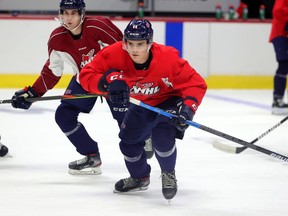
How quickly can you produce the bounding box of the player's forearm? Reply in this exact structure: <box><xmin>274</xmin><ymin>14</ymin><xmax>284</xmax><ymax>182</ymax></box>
<box><xmin>32</xmin><ymin>73</ymin><xmax>61</xmax><ymax>96</ymax></box>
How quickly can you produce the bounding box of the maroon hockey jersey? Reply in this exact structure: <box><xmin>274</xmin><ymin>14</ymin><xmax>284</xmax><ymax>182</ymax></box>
<box><xmin>32</xmin><ymin>16</ymin><xmax>123</xmax><ymax>96</ymax></box>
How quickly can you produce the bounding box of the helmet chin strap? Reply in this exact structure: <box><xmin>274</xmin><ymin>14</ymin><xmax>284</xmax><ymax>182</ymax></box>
<box><xmin>147</xmin><ymin>44</ymin><xmax>152</xmax><ymax>52</ymax></box>
<box><xmin>57</xmin><ymin>13</ymin><xmax>84</xmax><ymax>32</ymax></box>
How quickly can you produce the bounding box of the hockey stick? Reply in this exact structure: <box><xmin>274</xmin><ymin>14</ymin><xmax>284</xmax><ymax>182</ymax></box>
<box><xmin>129</xmin><ymin>98</ymin><xmax>288</xmax><ymax>163</ymax></box>
<box><xmin>0</xmin><ymin>93</ymin><xmax>106</xmax><ymax>104</ymax></box>
<box><xmin>3</xmin><ymin>94</ymin><xmax>288</xmax><ymax>162</ymax></box>
<box><xmin>212</xmin><ymin>116</ymin><xmax>288</xmax><ymax>154</ymax></box>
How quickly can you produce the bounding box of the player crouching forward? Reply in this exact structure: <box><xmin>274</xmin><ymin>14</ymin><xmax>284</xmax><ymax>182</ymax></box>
<box><xmin>0</xmin><ymin>135</ymin><xmax>9</xmax><ymax>157</ymax></box>
<box><xmin>80</xmin><ymin>19</ymin><xmax>207</xmax><ymax>200</ymax></box>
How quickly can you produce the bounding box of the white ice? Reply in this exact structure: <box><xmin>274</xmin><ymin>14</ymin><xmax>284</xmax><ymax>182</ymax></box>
<box><xmin>0</xmin><ymin>89</ymin><xmax>288</xmax><ymax>216</ymax></box>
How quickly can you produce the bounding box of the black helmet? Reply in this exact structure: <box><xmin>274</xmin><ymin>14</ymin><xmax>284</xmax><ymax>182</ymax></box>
<box><xmin>59</xmin><ymin>0</ymin><xmax>85</xmax><ymax>15</ymax></box>
<box><xmin>124</xmin><ymin>19</ymin><xmax>153</xmax><ymax>44</ymax></box>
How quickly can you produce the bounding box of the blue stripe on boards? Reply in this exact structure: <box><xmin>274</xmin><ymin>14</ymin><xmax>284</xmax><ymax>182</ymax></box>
<box><xmin>165</xmin><ymin>22</ymin><xmax>183</xmax><ymax>57</ymax></box>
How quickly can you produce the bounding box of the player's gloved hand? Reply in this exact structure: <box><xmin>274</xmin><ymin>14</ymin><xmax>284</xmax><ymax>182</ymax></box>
<box><xmin>11</xmin><ymin>86</ymin><xmax>39</xmax><ymax>109</ymax></box>
<box><xmin>108</xmin><ymin>80</ymin><xmax>129</xmax><ymax>105</ymax></box>
<box><xmin>99</xmin><ymin>70</ymin><xmax>129</xmax><ymax>106</ymax></box>
<box><xmin>172</xmin><ymin>99</ymin><xmax>196</xmax><ymax>131</ymax></box>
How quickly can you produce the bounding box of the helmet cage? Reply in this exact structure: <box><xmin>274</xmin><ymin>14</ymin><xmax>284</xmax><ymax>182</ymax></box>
<box><xmin>58</xmin><ymin>0</ymin><xmax>85</xmax><ymax>32</ymax></box>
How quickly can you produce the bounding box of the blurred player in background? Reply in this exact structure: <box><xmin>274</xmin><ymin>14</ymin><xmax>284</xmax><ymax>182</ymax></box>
<box><xmin>270</xmin><ymin>0</ymin><xmax>288</xmax><ymax>114</ymax></box>
<box><xmin>10</xmin><ymin>0</ymin><xmax>125</xmax><ymax>174</ymax></box>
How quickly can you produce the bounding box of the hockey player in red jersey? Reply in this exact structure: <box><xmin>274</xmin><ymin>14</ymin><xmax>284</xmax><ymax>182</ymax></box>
<box><xmin>10</xmin><ymin>0</ymin><xmax>126</xmax><ymax>174</ymax></box>
<box><xmin>270</xmin><ymin>0</ymin><xmax>288</xmax><ymax>114</ymax></box>
<box><xmin>80</xmin><ymin>19</ymin><xmax>207</xmax><ymax>200</ymax></box>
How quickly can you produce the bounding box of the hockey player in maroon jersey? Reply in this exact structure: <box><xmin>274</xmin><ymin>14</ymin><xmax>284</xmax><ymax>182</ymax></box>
<box><xmin>270</xmin><ymin>0</ymin><xmax>288</xmax><ymax>114</ymax></box>
<box><xmin>10</xmin><ymin>0</ymin><xmax>126</xmax><ymax>174</ymax></box>
<box><xmin>80</xmin><ymin>19</ymin><xmax>207</xmax><ymax>200</ymax></box>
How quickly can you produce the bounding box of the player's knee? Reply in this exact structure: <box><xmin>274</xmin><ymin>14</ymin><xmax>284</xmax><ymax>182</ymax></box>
<box><xmin>55</xmin><ymin>104</ymin><xmax>78</xmax><ymax>131</ymax></box>
<box><xmin>119</xmin><ymin>140</ymin><xmax>143</xmax><ymax>158</ymax></box>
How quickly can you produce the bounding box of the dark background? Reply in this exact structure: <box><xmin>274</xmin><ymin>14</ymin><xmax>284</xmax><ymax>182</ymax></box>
<box><xmin>241</xmin><ymin>0</ymin><xmax>275</xmax><ymax>18</ymax></box>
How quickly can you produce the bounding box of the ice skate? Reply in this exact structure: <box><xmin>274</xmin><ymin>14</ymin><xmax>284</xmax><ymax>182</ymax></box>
<box><xmin>161</xmin><ymin>170</ymin><xmax>177</xmax><ymax>201</ymax></box>
<box><xmin>68</xmin><ymin>152</ymin><xmax>102</xmax><ymax>175</ymax></box>
<box><xmin>272</xmin><ymin>98</ymin><xmax>288</xmax><ymax>115</ymax></box>
<box><xmin>144</xmin><ymin>137</ymin><xmax>154</xmax><ymax>159</ymax></box>
<box><xmin>0</xmin><ymin>135</ymin><xmax>9</xmax><ymax>157</ymax></box>
<box><xmin>114</xmin><ymin>176</ymin><xmax>150</xmax><ymax>193</ymax></box>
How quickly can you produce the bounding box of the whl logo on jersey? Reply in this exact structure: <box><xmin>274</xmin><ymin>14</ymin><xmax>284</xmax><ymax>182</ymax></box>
<box><xmin>80</xmin><ymin>49</ymin><xmax>95</xmax><ymax>68</ymax></box>
<box><xmin>131</xmin><ymin>82</ymin><xmax>160</xmax><ymax>95</ymax></box>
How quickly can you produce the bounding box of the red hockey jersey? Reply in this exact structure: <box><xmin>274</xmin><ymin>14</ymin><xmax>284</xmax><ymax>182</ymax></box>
<box><xmin>80</xmin><ymin>42</ymin><xmax>207</xmax><ymax>112</ymax></box>
<box><xmin>32</xmin><ymin>16</ymin><xmax>123</xmax><ymax>96</ymax></box>
<box><xmin>269</xmin><ymin>0</ymin><xmax>288</xmax><ymax>42</ymax></box>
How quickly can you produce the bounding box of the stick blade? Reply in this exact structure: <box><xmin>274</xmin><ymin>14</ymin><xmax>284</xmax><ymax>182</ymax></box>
<box><xmin>212</xmin><ymin>140</ymin><xmax>248</xmax><ymax>154</ymax></box>
<box><xmin>212</xmin><ymin>140</ymin><xmax>238</xmax><ymax>154</ymax></box>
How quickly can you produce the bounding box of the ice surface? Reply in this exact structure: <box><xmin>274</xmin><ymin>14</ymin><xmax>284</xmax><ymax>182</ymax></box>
<box><xmin>1</xmin><ymin>89</ymin><xmax>287</xmax><ymax>216</ymax></box>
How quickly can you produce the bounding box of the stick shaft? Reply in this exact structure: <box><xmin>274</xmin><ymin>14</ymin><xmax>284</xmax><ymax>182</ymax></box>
<box><xmin>215</xmin><ymin>116</ymin><xmax>288</xmax><ymax>154</ymax></box>
<box><xmin>3</xmin><ymin>95</ymin><xmax>288</xmax><ymax>162</ymax></box>
<box><xmin>129</xmin><ymin>98</ymin><xmax>288</xmax><ymax>162</ymax></box>
<box><xmin>0</xmin><ymin>93</ymin><xmax>106</xmax><ymax>104</ymax></box>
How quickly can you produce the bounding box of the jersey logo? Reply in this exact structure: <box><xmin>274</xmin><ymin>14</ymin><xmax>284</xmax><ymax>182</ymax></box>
<box><xmin>161</xmin><ymin>77</ymin><xmax>173</xmax><ymax>88</ymax></box>
<box><xmin>131</xmin><ymin>82</ymin><xmax>160</xmax><ymax>95</ymax></box>
<box><xmin>80</xmin><ymin>49</ymin><xmax>95</xmax><ymax>68</ymax></box>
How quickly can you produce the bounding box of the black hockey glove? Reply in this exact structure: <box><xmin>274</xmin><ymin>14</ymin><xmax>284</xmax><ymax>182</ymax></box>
<box><xmin>172</xmin><ymin>104</ymin><xmax>194</xmax><ymax>131</ymax></box>
<box><xmin>99</xmin><ymin>70</ymin><xmax>129</xmax><ymax>106</ymax></box>
<box><xmin>172</xmin><ymin>98</ymin><xmax>197</xmax><ymax>131</ymax></box>
<box><xmin>11</xmin><ymin>86</ymin><xmax>39</xmax><ymax>109</ymax></box>
<box><xmin>108</xmin><ymin>80</ymin><xmax>129</xmax><ymax>106</ymax></box>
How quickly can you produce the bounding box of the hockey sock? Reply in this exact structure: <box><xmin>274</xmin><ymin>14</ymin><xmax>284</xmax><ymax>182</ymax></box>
<box><xmin>273</xmin><ymin>60</ymin><xmax>288</xmax><ymax>99</ymax></box>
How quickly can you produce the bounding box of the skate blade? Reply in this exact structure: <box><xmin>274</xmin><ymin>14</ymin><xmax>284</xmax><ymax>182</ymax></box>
<box><xmin>113</xmin><ymin>186</ymin><xmax>149</xmax><ymax>193</ymax></box>
<box><xmin>68</xmin><ymin>167</ymin><xmax>102</xmax><ymax>175</ymax></box>
<box><xmin>272</xmin><ymin>108</ymin><xmax>288</xmax><ymax>115</ymax></box>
